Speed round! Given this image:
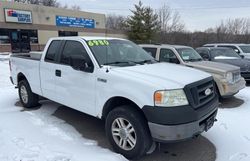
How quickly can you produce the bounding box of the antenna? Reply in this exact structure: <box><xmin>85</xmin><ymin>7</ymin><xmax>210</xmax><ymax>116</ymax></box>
<box><xmin>104</xmin><ymin>15</ymin><xmax>109</xmax><ymax>73</ymax></box>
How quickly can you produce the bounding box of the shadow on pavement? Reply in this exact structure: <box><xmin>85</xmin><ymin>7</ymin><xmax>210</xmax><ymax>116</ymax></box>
<box><xmin>219</xmin><ymin>96</ymin><xmax>244</xmax><ymax>109</ymax></box>
<box><xmin>53</xmin><ymin>105</ymin><xmax>216</xmax><ymax>161</ymax></box>
<box><xmin>15</xmin><ymin>101</ymin><xmax>42</xmax><ymax>111</ymax></box>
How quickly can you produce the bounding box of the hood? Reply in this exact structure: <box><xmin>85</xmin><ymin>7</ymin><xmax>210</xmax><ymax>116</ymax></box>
<box><xmin>213</xmin><ymin>59</ymin><xmax>250</xmax><ymax>72</ymax></box>
<box><xmin>110</xmin><ymin>62</ymin><xmax>211</xmax><ymax>89</ymax></box>
<box><xmin>185</xmin><ymin>61</ymin><xmax>240</xmax><ymax>74</ymax></box>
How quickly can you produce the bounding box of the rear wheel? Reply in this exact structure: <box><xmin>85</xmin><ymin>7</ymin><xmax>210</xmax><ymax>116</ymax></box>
<box><xmin>18</xmin><ymin>80</ymin><xmax>39</xmax><ymax>108</ymax></box>
<box><xmin>105</xmin><ymin>105</ymin><xmax>152</xmax><ymax>159</ymax></box>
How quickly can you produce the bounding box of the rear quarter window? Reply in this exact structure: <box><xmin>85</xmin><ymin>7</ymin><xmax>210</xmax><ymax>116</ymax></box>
<box><xmin>45</xmin><ymin>40</ymin><xmax>62</xmax><ymax>62</ymax></box>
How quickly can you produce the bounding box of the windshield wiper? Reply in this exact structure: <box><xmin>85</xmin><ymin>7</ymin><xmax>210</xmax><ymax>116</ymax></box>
<box><xmin>103</xmin><ymin>59</ymin><xmax>157</xmax><ymax>66</ymax></box>
<box><xmin>103</xmin><ymin>61</ymin><xmax>137</xmax><ymax>66</ymax></box>
<box><xmin>135</xmin><ymin>59</ymin><xmax>157</xmax><ymax>64</ymax></box>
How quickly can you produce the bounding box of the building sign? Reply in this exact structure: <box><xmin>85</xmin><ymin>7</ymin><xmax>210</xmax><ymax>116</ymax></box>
<box><xmin>56</xmin><ymin>15</ymin><xmax>95</xmax><ymax>29</ymax></box>
<box><xmin>4</xmin><ymin>9</ymin><xmax>32</xmax><ymax>24</ymax></box>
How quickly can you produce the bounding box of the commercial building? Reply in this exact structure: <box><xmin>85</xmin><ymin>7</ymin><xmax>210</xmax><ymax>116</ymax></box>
<box><xmin>0</xmin><ymin>1</ymin><xmax>126</xmax><ymax>52</ymax></box>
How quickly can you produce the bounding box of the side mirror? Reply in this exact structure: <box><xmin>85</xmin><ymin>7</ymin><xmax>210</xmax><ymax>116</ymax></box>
<box><xmin>240</xmin><ymin>55</ymin><xmax>245</xmax><ymax>59</ymax></box>
<box><xmin>202</xmin><ymin>54</ymin><xmax>210</xmax><ymax>61</ymax></box>
<box><xmin>234</xmin><ymin>49</ymin><xmax>240</xmax><ymax>54</ymax></box>
<box><xmin>69</xmin><ymin>55</ymin><xmax>93</xmax><ymax>73</ymax></box>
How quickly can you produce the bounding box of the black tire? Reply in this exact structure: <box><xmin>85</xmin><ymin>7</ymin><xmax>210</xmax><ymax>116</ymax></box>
<box><xmin>105</xmin><ymin>105</ymin><xmax>152</xmax><ymax>160</ymax></box>
<box><xmin>18</xmin><ymin>79</ymin><xmax>39</xmax><ymax>108</ymax></box>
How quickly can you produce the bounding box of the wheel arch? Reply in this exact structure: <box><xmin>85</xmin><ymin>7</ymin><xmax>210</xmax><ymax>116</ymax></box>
<box><xmin>101</xmin><ymin>96</ymin><xmax>148</xmax><ymax>122</ymax></box>
<box><xmin>17</xmin><ymin>72</ymin><xmax>28</xmax><ymax>84</ymax></box>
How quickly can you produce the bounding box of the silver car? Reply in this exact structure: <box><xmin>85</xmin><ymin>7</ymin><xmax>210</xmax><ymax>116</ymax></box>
<box><xmin>140</xmin><ymin>44</ymin><xmax>246</xmax><ymax>98</ymax></box>
<box><xmin>203</xmin><ymin>43</ymin><xmax>250</xmax><ymax>60</ymax></box>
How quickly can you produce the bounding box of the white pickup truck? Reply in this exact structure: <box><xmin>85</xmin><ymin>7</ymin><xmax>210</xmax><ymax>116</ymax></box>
<box><xmin>9</xmin><ymin>37</ymin><xmax>218</xmax><ymax>159</ymax></box>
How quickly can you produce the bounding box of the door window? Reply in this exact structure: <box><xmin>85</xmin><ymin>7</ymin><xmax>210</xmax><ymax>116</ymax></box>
<box><xmin>60</xmin><ymin>40</ymin><xmax>92</xmax><ymax>66</ymax></box>
<box><xmin>218</xmin><ymin>45</ymin><xmax>240</xmax><ymax>54</ymax></box>
<box><xmin>160</xmin><ymin>49</ymin><xmax>179</xmax><ymax>64</ymax></box>
<box><xmin>196</xmin><ymin>49</ymin><xmax>209</xmax><ymax>59</ymax></box>
<box><xmin>45</xmin><ymin>40</ymin><xmax>61</xmax><ymax>62</ymax></box>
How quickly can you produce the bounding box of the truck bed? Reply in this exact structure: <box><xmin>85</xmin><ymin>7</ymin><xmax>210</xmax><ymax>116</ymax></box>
<box><xmin>11</xmin><ymin>52</ymin><xmax>42</xmax><ymax>61</ymax></box>
<box><xmin>10</xmin><ymin>52</ymin><xmax>42</xmax><ymax>96</ymax></box>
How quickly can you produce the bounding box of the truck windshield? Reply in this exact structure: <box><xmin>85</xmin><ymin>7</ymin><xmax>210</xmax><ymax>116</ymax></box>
<box><xmin>211</xmin><ymin>48</ymin><xmax>241</xmax><ymax>59</ymax></box>
<box><xmin>86</xmin><ymin>39</ymin><xmax>156</xmax><ymax>67</ymax></box>
<box><xmin>176</xmin><ymin>48</ymin><xmax>203</xmax><ymax>62</ymax></box>
<box><xmin>239</xmin><ymin>45</ymin><xmax>250</xmax><ymax>53</ymax></box>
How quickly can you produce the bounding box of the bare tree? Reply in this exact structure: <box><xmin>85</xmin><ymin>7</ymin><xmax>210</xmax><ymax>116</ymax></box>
<box><xmin>62</xmin><ymin>4</ymin><xmax>68</xmax><ymax>9</ymax></box>
<box><xmin>106</xmin><ymin>14</ymin><xmax>127</xmax><ymax>30</ymax></box>
<box><xmin>41</xmin><ymin>0</ymin><xmax>60</xmax><ymax>7</ymax></box>
<box><xmin>157</xmin><ymin>3</ymin><xmax>185</xmax><ymax>32</ymax></box>
<box><xmin>71</xmin><ymin>5</ymin><xmax>81</xmax><ymax>11</ymax></box>
<box><xmin>14</xmin><ymin>0</ymin><xmax>60</xmax><ymax>7</ymax></box>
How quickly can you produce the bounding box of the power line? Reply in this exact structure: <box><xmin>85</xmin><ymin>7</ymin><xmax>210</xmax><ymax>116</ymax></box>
<box><xmin>173</xmin><ymin>5</ymin><xmax>250</xmax><ymax>11</ymax></box>
<box><xmin>80</xmin><ymin>5</ymin><xmax>250</xmax><ymax>12</ymax></box>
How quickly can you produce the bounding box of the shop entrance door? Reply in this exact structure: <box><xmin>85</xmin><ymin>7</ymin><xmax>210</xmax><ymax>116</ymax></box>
<box><xmin>10</xmin><ymin>30</ymin><xmax>31</xmax><ymax>53</ymax></box>
<box><xmin>20</xmin><ymin>31</ymin><xmax>31</xmax><ymax>53</ymax></box>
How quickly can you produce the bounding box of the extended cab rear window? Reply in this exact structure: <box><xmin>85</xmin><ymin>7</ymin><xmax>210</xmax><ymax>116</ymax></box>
<box><xmin>142</xmin><ymin>47</ymin><xmax>157</xmax><ymax>58</ymax></box>
<box><xmin>45</xmin><ymin>40</ymin><xmax>62</xmax><ymax>62</ymax></box>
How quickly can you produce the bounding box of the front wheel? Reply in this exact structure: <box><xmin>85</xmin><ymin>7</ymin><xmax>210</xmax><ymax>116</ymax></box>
<box><xmin>105</xmin><ymin>105</ymin><xmax>152</xmax><ymax>159</ymax></box>
<box><xmin>18</xmin><ymin>80</ymin><xmax>39</xmax><ymax>108</ymax></box>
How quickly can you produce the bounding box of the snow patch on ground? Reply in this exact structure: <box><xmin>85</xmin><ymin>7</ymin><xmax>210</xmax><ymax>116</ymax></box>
<box><xmin>0</xmin><ymin>53</ymin><xmax>10</xmax><ymax>61</ymax></box>
<box><xmin>1</xmin><ymin>58</ymin><xmax>250</xmax><ymax>161</ymax></box>
<box><xmin>0</xmin><ymin>60</ymin><xmax>126</xmax><ymax>161</ymax></box>
<box><xmin>203</xmin><ymin>89</ymin><xmax>250</xmax><ymax>161</ymax></box>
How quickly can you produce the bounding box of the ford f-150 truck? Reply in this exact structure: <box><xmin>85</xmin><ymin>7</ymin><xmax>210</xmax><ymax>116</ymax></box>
<box><xmin>9</xmin><ymin>37</ymin><xmax>218</xmax><ymax>159</ymax></box>
<box><xmin>140</xmin><ymin>44</ymin><xmax>246</xmax><ymax>98</ymax></box>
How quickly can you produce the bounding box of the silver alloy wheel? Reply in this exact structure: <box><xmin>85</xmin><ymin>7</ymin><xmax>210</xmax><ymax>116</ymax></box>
<box><xmin>20</xmin><ymin>85</ymin><xmax>28</xmax><ymax>104</ymax></box>
<box><xmin>111</xmin><ymin>117</ymin><xmax>137</xmax><ymax>151</ymax></box>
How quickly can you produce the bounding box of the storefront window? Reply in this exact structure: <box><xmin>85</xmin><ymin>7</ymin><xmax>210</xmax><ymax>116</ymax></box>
<box><xmin>0</xmin><ymin>29</ymin><xmax>10</xmax><ymax>44</ymax></box>
<box><xmin>59</xmin><ymin>31</ymin><xmax>78</xmax><ymax>37</ymax></box>
<box><xmin>29</xmin><ymin>30</ymin><xmax>38</xmax><ymax>44</ymax></box>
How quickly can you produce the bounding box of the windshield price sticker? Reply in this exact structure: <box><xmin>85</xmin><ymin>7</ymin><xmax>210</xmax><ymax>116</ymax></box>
<box><xmin>87</xmin><ymin>40</ymin><xmax>110</xmax><ymax>46</ymax></box>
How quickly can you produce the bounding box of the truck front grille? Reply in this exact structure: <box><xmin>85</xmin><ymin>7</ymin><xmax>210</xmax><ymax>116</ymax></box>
<box><xmin>184</xmin><ymin>77</ymin><xmax>216</xmax><ymax>109</ymax></box>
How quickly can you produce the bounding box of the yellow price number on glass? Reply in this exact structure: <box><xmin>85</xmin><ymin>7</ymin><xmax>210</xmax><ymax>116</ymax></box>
<box><xmin>87</xmin><ymin>40</ymin><xmax>109</xmax><ymax>47</ymax></box>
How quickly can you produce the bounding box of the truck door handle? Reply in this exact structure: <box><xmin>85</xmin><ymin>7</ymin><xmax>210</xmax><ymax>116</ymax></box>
<box><xmin>55</xmin><ymin>70</ymin><xmax>61</xmax><ymax>77</ymax></box>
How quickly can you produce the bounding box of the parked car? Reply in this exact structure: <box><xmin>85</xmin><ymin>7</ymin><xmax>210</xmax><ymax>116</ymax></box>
<box><xmin>203</xmin><ymin>43</ymin><xmax>250</xmax><ymax>60</ymax></box>
<box><xmin>9</xmin><ymin>37</ymin><xmax>219</xmax><ymax>159</ymax></box>
<box><xmin>196</xmin><ymin>47</ymin><xmax>250</xmax><ymax>82</ymax></box>
<box><xmin>140</xmin><ymin>44</ymin><xmax>245</xmax><ymax>98</ymax></box>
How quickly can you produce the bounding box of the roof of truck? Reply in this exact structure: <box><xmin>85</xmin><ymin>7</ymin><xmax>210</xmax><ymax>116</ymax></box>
<box><xmin>49</xmin><ymin>36</ymin><xmax>126</xmax><ymax>41</ymax></box>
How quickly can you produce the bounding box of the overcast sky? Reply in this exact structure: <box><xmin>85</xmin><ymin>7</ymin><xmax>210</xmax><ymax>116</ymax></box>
<box><xmin>58</xmin><ymin>0</ymin><xmax>250</xmax><ymax>31</ymax></box>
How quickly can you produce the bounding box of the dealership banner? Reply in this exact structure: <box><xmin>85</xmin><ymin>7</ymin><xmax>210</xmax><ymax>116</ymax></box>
<box><xmin>56</xmin><ymin>15</ymin><xmax>95</xmax><ymax>28</ymax></box>
<box><xmin>4</xmin><ymin>9</ymin><xmax>32</xmax><ymax>24</ymax></box>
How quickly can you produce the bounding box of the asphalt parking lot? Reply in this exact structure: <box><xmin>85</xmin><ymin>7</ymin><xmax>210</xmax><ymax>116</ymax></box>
<box><xmin>17</xmin><ymin>85</ymin><xmax>248</xmax><ymax>161</ymax></box>
<box><xmin>52</xmin><ymin>88</ymin><xmax>247</xmax><ymax>161</ymax></box>
<box><xmin>53</xmin><ymin>106</ymin><xmax>216</xmax><ymax>161</ymax></box>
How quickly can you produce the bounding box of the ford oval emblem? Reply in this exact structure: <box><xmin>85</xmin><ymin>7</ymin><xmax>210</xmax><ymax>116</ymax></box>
<box><xmin>205</xmin><ymin>88</ymin><xmax>212</xmax><ymax>96</ymax></box>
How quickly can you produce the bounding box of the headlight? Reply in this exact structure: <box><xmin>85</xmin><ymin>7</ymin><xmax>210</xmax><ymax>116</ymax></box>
<box><xmin>225</xmin><ymin>72</ymin><xmax>233</xmax><ymax>83</ymax></box>
<box><xmin>154</xmin><ymin>89</ymin><xmax>189</xmax><ymax>107</ymax></box>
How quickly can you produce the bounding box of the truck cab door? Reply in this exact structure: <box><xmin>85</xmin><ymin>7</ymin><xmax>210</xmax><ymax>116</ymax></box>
<box><xmin>53</xmin><ymin>40</ymin><xmax>96</xmax><ymax>116</ymax></box>
<box><xmin>40</xmin><ymin>40</ymin><xmax>63</xmax><ymax>101</ymax></box>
